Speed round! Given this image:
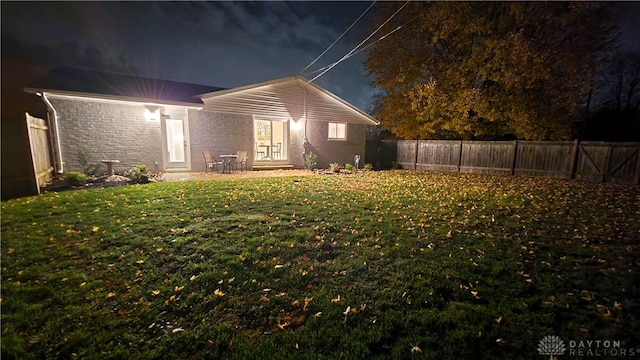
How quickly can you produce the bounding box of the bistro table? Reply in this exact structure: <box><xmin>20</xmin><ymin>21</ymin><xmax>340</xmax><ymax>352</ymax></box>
<box><xmin>220</xmin><ymin>154</ymin><xmax>238</xmax><ymax>174</ymax></box>
<box><xmin>259</xmin><ymin>145</ymin><xmax>271</xmax><ymax>159</ymax></box>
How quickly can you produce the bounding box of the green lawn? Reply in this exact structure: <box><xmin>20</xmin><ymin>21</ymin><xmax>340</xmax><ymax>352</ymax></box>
<box><xmin>2</xmin><ymin>171</ymin><xmax>639</xmax><ymax>359</ymax></box>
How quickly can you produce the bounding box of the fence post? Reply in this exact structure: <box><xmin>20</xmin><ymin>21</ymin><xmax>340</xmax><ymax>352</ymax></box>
<box><xmin>635</xmin><ymin>148</ymin><xmax>640</xmax><ymax>185</ymax></box>
<box><xmin>414</xmin><ymin>140</ymin><xmax>419</xmax><ymax>170</ymax></box>
<box><xmin>457</xmin><ymin>140</ymin><xmax>463</xmax><ymax>172</ymax></box>
<box><xmin>510</xmin><ymin>140</ymin><xmax>518</xmax><ymax>176</ymax></box>
<box><xmin>569</xmin><ymin>139</ymin><xmax>579</xmax><ymax>180</ymax></box>
<box><xmin>602</xmin><ymin>144</ymin><xmax>613</xmax><ymax>183</ymax></box>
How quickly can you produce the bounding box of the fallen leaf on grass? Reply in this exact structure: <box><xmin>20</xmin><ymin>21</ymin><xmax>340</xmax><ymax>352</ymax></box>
<box><xmin>314</xmin><ymin>312</ymin><xmax>322</xmax><ymax>318</ymax></box>
<box><xmin>148</xmin><ymin>322</ymin><xmax>156</xmax><ymax>329</ymax></box>
<box><xmin>214</xmin><ymin>289</ymin><xmax>225</xmax><ymax>297</ymax></box>
<box><xmin>411</xmin><ymin>345</ymin><xmax>422</xmax><ymax>353</ymax></box>
<box><xmin>172</xmin><ymin>328</ymin><xmax>185</xmax><ymax>333</ymax></box>
<box><xmin>190</xmin><ymin>275</ymin><xmax>198</xmax><ymax>281</ymax></box>
<box><xmin>303</xmin><ymin>297</ymin><xmax>313</xmax><ymax>311</ymax></box>
<box><xmin>331</xmin><ymin>295</ymin><xmax>343</xmax><ymax>305</ymax></box>
<box><xmin>175</xmin><ymin>286</ymin><xmax>184</xmax><ymax>292</ymax></box>
<box><xmin>92</xmin><ymin>226</ymin><xmax>100</xmax><ymax>233</ymax></box>
<box><xmin>106</xmin><ymin>292</ymin><xmax>116</xmax><ymax>298</ymax></box>
<box><xmin>136</xmin><ymin>259</ymin><xmax>145</xmax><ymax>264</ymax></box>
<box><xmin>495</xmin><ymin>316</ymin><xmax>503</xmax><ymax>324</ymax></box>
<box><xmin>165</xmin><ymin>295</ymin><xmax>177</xmax><ymax>305</ymax></box>
<box><xmin>151</xmin><ymin>290</ymin><xmax>160</xmax><ymax>296</ymax></box>
<box><xmin>277</xmin><ymin>321</ymin><xmax>290</xmax><ymax>330</ymax></box>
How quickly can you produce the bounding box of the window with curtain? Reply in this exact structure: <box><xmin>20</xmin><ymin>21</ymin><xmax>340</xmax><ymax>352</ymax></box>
<box><xmin>328</xmin><ymin>122</ymin><xmax>346</xmax><ymax>140</ymax></box>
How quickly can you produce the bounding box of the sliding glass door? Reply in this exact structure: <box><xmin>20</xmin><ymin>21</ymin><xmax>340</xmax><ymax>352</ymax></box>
<box><xmin>254</xmin><ymin>118</ymin><xmax>287</xmax><ymax>161</ymax></box>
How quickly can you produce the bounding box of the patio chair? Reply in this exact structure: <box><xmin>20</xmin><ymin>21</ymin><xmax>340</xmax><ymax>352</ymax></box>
<box><xmin>272</xmin><ymin>142</ymin><xmax>282</xmax><ymax>159</ymax></box>
<box><xmin>255</xmin><ymin>143</ymin><xmax>265</xmax><ymax>159</ymax></box>
<box><xmin>236</xmin><ymin>150</ymin><xmax>248</xmax><ymax>171</ymax></box>
<box><xmin>203</xmin><ymin>151</ymin><xmax>224</xmax><ymax>173</ymax></box>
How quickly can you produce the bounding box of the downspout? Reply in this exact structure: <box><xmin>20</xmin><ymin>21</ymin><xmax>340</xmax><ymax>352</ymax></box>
<box><xmin>303</xmin><ymin>88</ymin><xmax>308</xmax><ymax>144</ymax></box>
<box><xmin>42</xmin><ymin>92</ymin><xmax>64</xmax><ymax>173</ymax></box>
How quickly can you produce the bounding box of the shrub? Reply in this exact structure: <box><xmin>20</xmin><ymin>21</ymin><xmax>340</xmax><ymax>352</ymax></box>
<box><xmin>63</xmin><ymin>171</ymin><xmax>88</xmax><ymax>186</ymax></box>
<box><xmin>304</xmin><ymin>152</ymin><xmax>318</xmax><ymax>170</ymax></box>
<box><xmin>134</xmin><ymin>164</ymin><xmax>149</xmax><ymax>174</ymax></box>
<box><xmin>364</xmin><ymin>163</ymin><xmax>373</xmax><ymax>171</ymax></box>
<box><xmin>344</xmin><ymin>163</ymin><xmax>354</xmax><ymax>171</ymax></box>
<box><xmin>329</xmin><ymin>163</ymin><xmax>342</xmax><ymax>173</ymax></box>
<box><xmin>124</xmin><ymin>167</ymin><xmax>142</xmax><ymax>182</ymax></box>
<box><xmin>124</xmin><ymin>164</ymin><xmax>150</xmax><ymax>183</ymax></box>
<box><xmin>76</xmin><ymin>149</ymin><xmax>101</xmax><ymax>176</ymax></box>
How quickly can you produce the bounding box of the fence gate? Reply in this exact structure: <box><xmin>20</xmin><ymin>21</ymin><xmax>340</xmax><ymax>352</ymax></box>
<box><xmin>26</xmin><ymin>113</ymin><xmax>54</xmax><ymax>193</ymax></box>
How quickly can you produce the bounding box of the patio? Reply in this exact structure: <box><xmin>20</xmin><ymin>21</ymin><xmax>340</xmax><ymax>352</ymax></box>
<box><xmin>163</xmin><ymin>169</ymin><xmax>314</xmax><ymax>182</ymax></box>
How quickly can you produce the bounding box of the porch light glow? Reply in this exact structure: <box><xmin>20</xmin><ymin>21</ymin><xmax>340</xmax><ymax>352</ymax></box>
<box><xmin>290</xmin><ymin>118</ymin><xmax>303</xmax><ymax>131</ymax></box>
<box><xmin>144</xmin><ymin>108</ymin><xmax>160</xmax><ymax>121</ymax></box>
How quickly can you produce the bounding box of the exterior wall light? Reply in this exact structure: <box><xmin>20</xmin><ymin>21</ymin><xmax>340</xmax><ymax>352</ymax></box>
<box><xmin>144</xmin><ymin>108</ymin><xmax>160</xmax><ymax>121</ymax></box>
<box><xmin>290</xmin><ymin>117</ymin><xmax>303</xmax><ymax>131</ymax></box>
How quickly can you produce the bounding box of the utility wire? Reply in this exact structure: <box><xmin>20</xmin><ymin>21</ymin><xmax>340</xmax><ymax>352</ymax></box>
<box><xmin>300</xmin><ymin>1</ymin><xmax>377</xmax><ymax>74</ymax></box>
<box><xmin>304</xmin><ymin>9</ymin><xmax>425</xmax><ymax>77</ymax></box>
<box><xmin>307</xmin><ymin>0</ymin><xmax>411</xmax><ymax>83</ymax></box>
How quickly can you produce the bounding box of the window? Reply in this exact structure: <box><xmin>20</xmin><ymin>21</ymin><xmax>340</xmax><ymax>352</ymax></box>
<box><xmin>328</xmin><ymin>122</ymin><xmax>347</xmax><ymax>140</ymax></box>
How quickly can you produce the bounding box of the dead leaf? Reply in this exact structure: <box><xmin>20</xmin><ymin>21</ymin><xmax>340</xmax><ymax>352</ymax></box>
<box><xmin>331</xmin><ymin>294</ymin><xmax>343</xmax><ymax>305</ymax></box>
<box><xmin>303</xmin><ymin>297</ymin><xmax>313</xmax><ymax>311</ymax></box>
<box><xmin>411</xmin><ymin>345</ymin><xmax>422</xmax><ymax>353</ymax></box>
<box><xmin>106</xmin><ymin>292</ymin><xmax>116</xmax><ymax>298</ymax></box>
<box><xmin>214</xmin><ymin>289</ymin><xmax>225</xmax><ymax>297</ymax></box>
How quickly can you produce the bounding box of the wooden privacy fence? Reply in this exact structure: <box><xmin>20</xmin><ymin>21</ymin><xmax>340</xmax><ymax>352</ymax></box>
<box><xmin>26</xmin><ymin>113</ymin><xmax>54</xmax><ymax>193</ymax></box>
<box><xmin>396</xmin><ymin>140</ymin><xmax>640</xmax><ymax>184</ymax></box>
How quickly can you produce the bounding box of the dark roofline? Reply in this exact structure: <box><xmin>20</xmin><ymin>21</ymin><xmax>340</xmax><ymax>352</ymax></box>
<box><xmin>25</xmin><ymin>67</ymin><xmax>225</xmax><ymax>105</ymax></box>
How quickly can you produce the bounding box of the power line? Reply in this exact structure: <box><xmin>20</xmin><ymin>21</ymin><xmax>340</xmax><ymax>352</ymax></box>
<box><xmin>307</xmin><ymin>0</ymin><xmax>411</xmax><ymax>83</ymax></box>
<box><xmin>304</xmin><ymin>9</ymin><xmax>426</xmax><ymax>77</ymax></box>
<box><xmin>300</xmin><ymin>1</ymin><xmax>377</xmax><ymax>74</ymax></box>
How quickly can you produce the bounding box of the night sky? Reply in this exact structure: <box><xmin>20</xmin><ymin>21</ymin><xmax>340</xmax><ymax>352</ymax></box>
<box><xmin>2</xmin><ymin>1</ymin><xmax>640</xmax><ymax>115</ymax></box>
<box><xmin>2</xmin><ymin>1</ymin><xmax>379</xmax><ymax>112</ymax></box>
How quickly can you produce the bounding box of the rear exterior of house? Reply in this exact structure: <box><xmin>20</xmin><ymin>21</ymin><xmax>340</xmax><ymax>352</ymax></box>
<box><xmin>26</xmin><ymin>68</ymin><xmax>377</xmax><ymax>175</ymax></box>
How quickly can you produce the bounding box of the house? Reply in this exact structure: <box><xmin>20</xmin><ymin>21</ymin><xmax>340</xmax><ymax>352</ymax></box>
<box><xmin>23</xmin><ymin>67</ymin><xmax>379</xmax><ymax>176</ymax></box>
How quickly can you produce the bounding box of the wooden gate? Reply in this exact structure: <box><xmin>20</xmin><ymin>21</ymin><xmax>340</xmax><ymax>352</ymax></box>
<box><xmin>574</xmin><ymin>142</ymin><xmax>640</xmax><ymax>184</ymax></box>
<box><xmin>26</xmin><ymin>113</ymin><xmax>54</xmax><ymax>193</ymax></box>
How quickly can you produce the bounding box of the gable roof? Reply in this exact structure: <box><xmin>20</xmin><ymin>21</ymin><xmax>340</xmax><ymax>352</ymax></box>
<box><xmin>199</xmin><ymin>75</ymin><xmax>379</xmax><ymax>126</ymax></box>
<box><xmin>24</xmin><ymin>67</ymin><xmax>224</xmax><ymax>105</ymax></box>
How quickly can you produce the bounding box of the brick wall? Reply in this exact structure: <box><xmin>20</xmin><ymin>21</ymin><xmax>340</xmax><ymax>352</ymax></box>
<box><xmin>50</xmin><ymin>97</ymin><xmax>370</xmax><ymax>174</ymax></box>
<box><xmin>189</xmin><ymin>110</ymin><xmax>254</xmax><ymax>171</ymax></box>
<box><xmin>305</xmin><ymin>121</ymin><xmax>367</xmax><ymax>169</ymax></box>
<box><xmin>50</xmin><ymin>98</ymin><xmax>163</xmax><ymax>174</ymax></box>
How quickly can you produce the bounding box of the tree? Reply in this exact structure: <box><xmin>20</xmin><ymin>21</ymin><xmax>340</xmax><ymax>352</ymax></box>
<box><xmin>365</xmin><ymin>2</ymin><xmax>619</xmax><ymax>140</ymax></box>
<box><xmin>580</xmin><ymin>51</ymin><xmax>640</xmax><ymax>141</ymax></box>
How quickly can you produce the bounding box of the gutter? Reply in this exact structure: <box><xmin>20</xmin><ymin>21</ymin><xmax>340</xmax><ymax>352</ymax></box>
<box><xmin>41</xmin><ymin>92</ymin><xmax>64</xmax><ymax>173</ymax></box>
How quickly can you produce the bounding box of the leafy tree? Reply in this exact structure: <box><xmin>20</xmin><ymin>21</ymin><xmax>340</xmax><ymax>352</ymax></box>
<box><xmin>365</xmin><ymin>2</ymin><xmax>619</xmax><ymax>140</ymax></box>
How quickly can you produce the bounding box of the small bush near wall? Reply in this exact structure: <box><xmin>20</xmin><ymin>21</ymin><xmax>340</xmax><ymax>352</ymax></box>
<box><xmin>63</xmin><ymin>171</ymin><xmax>89</xmax><ymax>186</ymax></box>
<box><xmin>304</xmin><ymin>152</ymin><xmax>318</xmax><ymax>170</ymax></box>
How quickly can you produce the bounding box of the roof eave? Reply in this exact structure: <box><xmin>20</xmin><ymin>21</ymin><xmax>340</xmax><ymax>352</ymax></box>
<box><xmin>24</xmin><ymin>87</ymin><xmax>204</xmax><ymax>108</ymax></box>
